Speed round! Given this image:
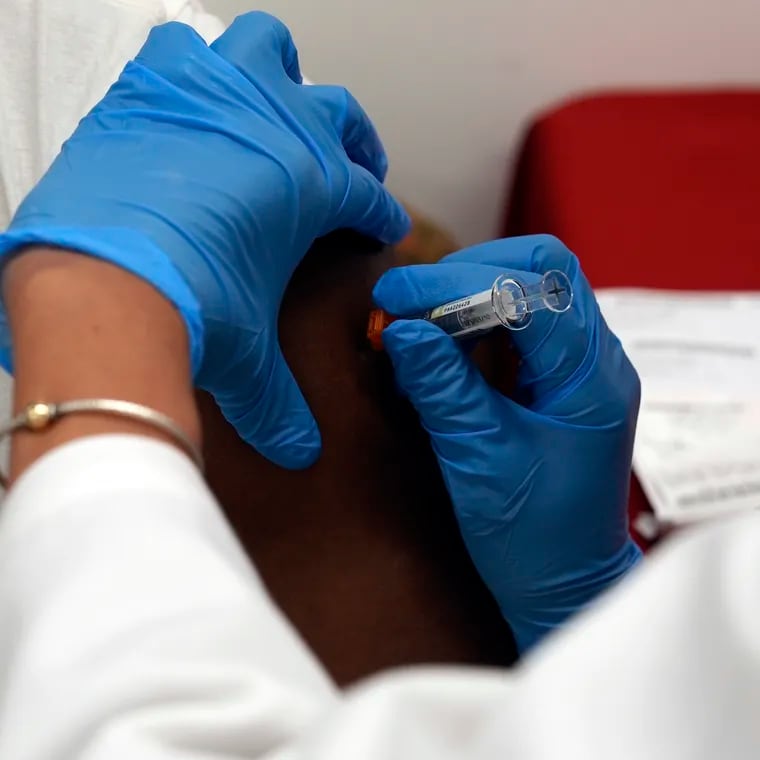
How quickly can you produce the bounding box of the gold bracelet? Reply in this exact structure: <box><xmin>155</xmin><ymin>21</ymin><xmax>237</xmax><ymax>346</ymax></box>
<box><xmin>0</xmin><ymin>399</ymin><xmax>204</xmax><ymax>489</ymax></box>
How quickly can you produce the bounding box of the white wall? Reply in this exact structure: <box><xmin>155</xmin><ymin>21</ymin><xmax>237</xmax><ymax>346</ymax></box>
<box><xmin>203</xmin><ymin>0</ymin><xmax>760</xmax><ymax>245</ymax></box>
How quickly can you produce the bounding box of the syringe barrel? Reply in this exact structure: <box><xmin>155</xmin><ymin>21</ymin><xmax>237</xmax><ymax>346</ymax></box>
<box><xmin>422</xmin><ymin>289</ymin><xmax>501</xmax><ymax>338</ymax></box>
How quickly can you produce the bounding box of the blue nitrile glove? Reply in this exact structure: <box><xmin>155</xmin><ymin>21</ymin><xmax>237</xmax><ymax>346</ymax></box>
<box><xmin>373</xmin><ymin>235</ymin><xmax>643</xmax><ymax>653</ymax></box>
<box><xmin>0</xmin><ymin>12</ymin><xmax>410</xmax><ymax>468</ymax></box>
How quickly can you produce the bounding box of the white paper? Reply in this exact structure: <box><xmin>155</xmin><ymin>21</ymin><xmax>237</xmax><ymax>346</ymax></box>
<box><xmin>596</xmin><ymin>289</ymin><xmax>760</xmax><ymax>525</ymax></box>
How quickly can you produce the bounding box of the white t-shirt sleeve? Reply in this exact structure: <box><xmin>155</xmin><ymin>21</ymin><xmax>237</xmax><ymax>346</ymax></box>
<box><xmin>1</xmin><ymin>435</ymin><xmax>760</xmax><ymax>760</ymax></box>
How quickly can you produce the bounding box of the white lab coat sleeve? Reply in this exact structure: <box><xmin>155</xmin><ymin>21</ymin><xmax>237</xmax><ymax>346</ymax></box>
<box><xmin>0</xmin><ymin>436</ymin><xmax>338</xmax><ymax>760</ymax></box>
<box><xmin>1</xmin><ymin>436</ymin><xmax>760</xmax><ymax>760</ymax></box>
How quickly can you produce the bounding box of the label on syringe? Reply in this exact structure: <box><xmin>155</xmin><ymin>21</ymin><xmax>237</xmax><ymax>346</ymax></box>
<box><xmin>423</xmin><ymin>290</ymin><xmax>495</xmax><ymax>337</ymax></box>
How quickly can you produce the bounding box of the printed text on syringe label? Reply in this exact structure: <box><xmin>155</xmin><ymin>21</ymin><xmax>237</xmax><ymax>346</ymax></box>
<box><xmin>424</xmin><ymin>290</ymin><xmax>496</xmax><ymax>338</ymax></box>
<box><xmin>428</xmin><ymin>291</ymin><xmax>491</xmax><ymax>319</ymax></box>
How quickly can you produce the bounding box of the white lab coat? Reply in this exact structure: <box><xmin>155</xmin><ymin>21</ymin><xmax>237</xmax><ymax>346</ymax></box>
<box><xmin>0</xmin><ymin>436</ymin><xmax>759</xmax><ymax>759</ymax></box>
<box><xmin>1</xmin><ymin>3</ymin><xmax>759</xmax><ymax>757</ymax></box>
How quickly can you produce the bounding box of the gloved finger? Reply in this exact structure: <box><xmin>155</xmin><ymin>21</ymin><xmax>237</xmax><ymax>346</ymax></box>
<box><xmin>382</xmin><ymin>319</ymin><xmax>512</xmax><ymax>437</ymax></box>
<box><xmin>134</xmin><ymin>22</ymin><xmax>211</xmax><ymax>82</ymax></box>
<box><xmin>216</xmin><ymin>342</ymin><xmax>321</xmax><ymax>469</ymax></box>
<box><xmin>308</xmin><ymin>85</ymin><xmax>389</xmax><ymax>181</ymax></box>
<box><xmin>442</xmin><ymin>234</ymin><xmax>576</xmax><ymax>274</ymax></box>
<box><xmin>210</xmin><ymin>11</ymin><xmax>303</xmax><ymax>84</ymax></box>
<box><xmin>382</xmin><ymin>319</ymin><xmax>536</xmax><ymax>527</ymax></box>
<box><xmin>330</xmin><ymin>164</ymin><xmax>411</xmax><ymax>244</ymax></box>
<box><xmin>372</xmin><ymin>261</ymin><xmax>541</xmax><ymax>316</ymax></box>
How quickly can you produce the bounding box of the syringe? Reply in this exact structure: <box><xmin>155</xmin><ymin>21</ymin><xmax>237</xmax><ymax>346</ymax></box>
<box><xmin>367</xmin><ymin>270</ymin><xmax>573</xmax><ymax>350</ymax></box>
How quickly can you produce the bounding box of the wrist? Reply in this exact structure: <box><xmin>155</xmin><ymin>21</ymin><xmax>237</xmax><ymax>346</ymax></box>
<box><xmin>2</xmin><ymin>248</ymin><xmax>201</xmax><ymax>483</ymax></box>
<box><xmin>506</xmin><ymin>537</ymin><xmax>643</xmax><ymax>654</ymax></box>
<box><xmin>0</xmin><ymin>227</ymin><xmax>205</xmax><ymax>375</ymax></box>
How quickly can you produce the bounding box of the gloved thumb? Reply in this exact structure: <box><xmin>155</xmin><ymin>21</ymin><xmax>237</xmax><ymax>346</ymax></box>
<box><xmin>383</xmin><ymin>318</ymin><xmax>531</xmax><ymax>523</ymax></box>
<box><xmin>214</xmin><ymin>341</ymin><xmax>321</xmax><ymax>469</ymax></box>
<box><xmin>382</xmin><ymin>319</ymin><xmax>514</xmax><ymax>439</ymax></box>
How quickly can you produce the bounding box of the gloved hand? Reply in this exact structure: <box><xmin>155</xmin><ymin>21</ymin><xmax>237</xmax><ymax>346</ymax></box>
<box><xmin>0</xmin><ymin>12</ymin><xmax>410</xmax><ymax>468</ymax></box>
<box><xmin>373</xmin><ymin>235</ymin><xmax>642</xmax><ymax>653</ymax></box>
